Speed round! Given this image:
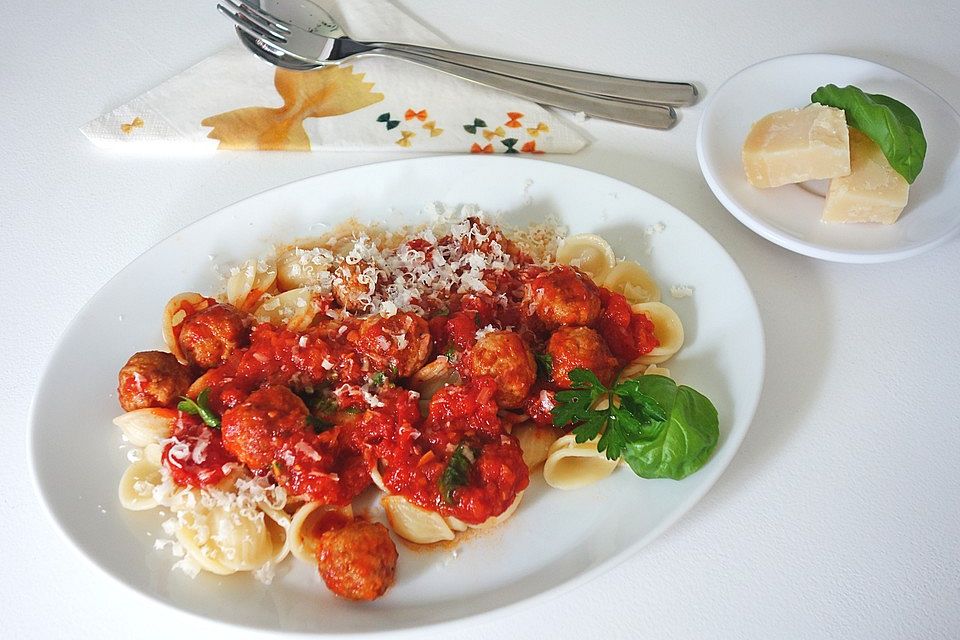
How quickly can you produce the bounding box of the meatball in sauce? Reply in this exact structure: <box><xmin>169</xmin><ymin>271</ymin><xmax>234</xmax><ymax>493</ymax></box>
<box><xmin>317</xmin><ymin>521</ymin><xmax>398</xmax><ymax>601</ymax></box>
<box><xmin>220</xmin><ymin>386</ymin><xmax>308</xmax><ymax>472</ymax></box>
<box><xmin>356</xmin><ymin>311</ymin><xmax>431</xmax><ymax>378</ymax></box>
<box><xmin>177</xmin><ymin>303</ymin><xmax>250</xmax><ymax>369</ymax></box>
<box><xmin>526</xmin><ymin>265</ymin><xmax>601</xmax><ymax>328</ymax></box>
<box><xmin>547</xmin><ymin>326</ymin><xmax>619</xmax><ymax>388</ymax></box>
<box><xmin>117</xmin><ymin>351</ymin><xmax>192</xmax><ymax>412</ymax></box>
<box><xmin>466</xmin><ymin>330</ymin><xmax>537</xmax><ymax>408</ymax></box>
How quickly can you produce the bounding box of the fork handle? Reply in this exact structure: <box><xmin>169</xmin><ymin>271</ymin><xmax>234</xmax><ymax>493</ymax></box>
<box><xmin>364</xmin><ymin>49</ymin><xmax>676</xmax><ymax>129</ymax></box>
<box><xmin>360</xmin><ymin>41</ymin><xmax>698</xmax><ymax>107</ymax></box>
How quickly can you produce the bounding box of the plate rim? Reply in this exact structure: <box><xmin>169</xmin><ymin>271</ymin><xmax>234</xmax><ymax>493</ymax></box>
<box><xmin>696</xmin><ymin>52</ymin><xmax>960</xmax><ymax>264</ymax></box>
<box><xmin>28</xmin><ymin>155</ymin><xmax>765</xmax><ymax>635</ymax></box>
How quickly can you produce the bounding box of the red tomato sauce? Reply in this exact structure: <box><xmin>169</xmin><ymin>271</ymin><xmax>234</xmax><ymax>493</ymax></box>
<box><xmin>350</xmin><ymin>378</ymin><xmax>528</xmax><ymax>524</ymax></box>
<box><xmin>161</xmin><ymin>415</ymin><xmax>236</xmax><ymax>488</ymax></box>
<box><xmin>597</xmin><ymin>289</ymin><xmax>660</xmax><ymax>361</ymax></box>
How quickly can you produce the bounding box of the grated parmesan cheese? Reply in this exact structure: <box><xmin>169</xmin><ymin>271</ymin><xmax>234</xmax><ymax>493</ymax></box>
<box><xmin>475</xmin><ymin>324</ymin><xmax>497</xmax><ymax>341</ymax></box>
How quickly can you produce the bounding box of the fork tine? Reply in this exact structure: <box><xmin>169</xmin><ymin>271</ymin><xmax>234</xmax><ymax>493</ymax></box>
<box><xmin>230</xmin><ymin>0</ymin><xmax>293</xmax><ymax>33</ymax></box>
<box><xmin>216</xmin><ymin>4</ymin><xmax>284</xmax><ymax>45</ymax></box>
<box><xmin>222</xmin><ymin>0</ymin><xmax>289</xmax><ymax>40</ymax></box>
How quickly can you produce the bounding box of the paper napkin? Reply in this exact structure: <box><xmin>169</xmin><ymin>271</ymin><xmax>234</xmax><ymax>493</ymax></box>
<box><xmin>80</xmin><ymin>0</ymin><xmax>587</xmax><ymax>154</ymax></box>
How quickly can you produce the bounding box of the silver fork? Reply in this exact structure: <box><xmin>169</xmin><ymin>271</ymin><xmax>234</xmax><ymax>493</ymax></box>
<box><xmin>217</xmin><ymin>0</ymin><xmax>697</xmax><ymax>129</ymax></box>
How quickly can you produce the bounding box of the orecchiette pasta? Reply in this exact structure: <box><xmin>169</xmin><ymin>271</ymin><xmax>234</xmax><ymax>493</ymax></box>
<box><xmin>618</xmin><ymin>362</ymin><xmax>673</xmax><ymax>381</ymax></box>
<box><xmin>409</xmin><ymin>357</ymin><xmax>461</xmax><ymax>411</ymax></box>
<box><xmin>382</xmin><ymin>495</ymin><xmax>455</xmax><ymax>544</ymax></box>
<box><xmin>118</xmin><ymin>459</ymin><xmax>164</xmax><ymax>510</ymax></box>
<box><xmin>542</xmin><ymin>434</ymin><xmax>619</xmax><ymax>490</ymax></box>
<box><xmin>176</xmin><ymin>504</ymin><xmax>286</xmax><ymax>575</ymax></box>
<box><xmin>225</xmin><ymin>256</ymin><xmax>277</xmax><ymax>312</ymax></box>
<box><xmin>555</xmin><ymin>233</ymin><xmax>617</xmax><ymax>281</ymax></box>
<box><xmin>511</xmin><ymin>422</ymin><xmax>559</xmax><ymax>470</ymax></box>
<box><xmin>630</xmin><ymin>302</ymin><xmax>685</xmax><ymax>364</ymax></box>
<box><xmin>276</xmin><ymin>246</ymin><xmax>335</xmax><ymax>292</ymax></box>
<box><xmin>603</xmin><ymin>260</ymin><xmax>661</xmax><ymax>304</ymax></box>
<box><xmin>161</xmin><ymin>293</ymin><xmax>212</xmax><ymax>363</ymax></box>
<box><xmin>252</xmin><ymin>287</ymin><xmax>323</xmax><ymax>332</ymax></box>
<box><xmin>112</xmin><ymin>408</ymin><xmax>176</xmax><ymax>447</ymax></box>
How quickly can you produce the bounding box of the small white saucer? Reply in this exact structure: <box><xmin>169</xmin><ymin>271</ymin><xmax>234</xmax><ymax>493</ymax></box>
<box><xmin>697</xmin><ymin>53</ymin><xmax>960</xmax><ymax>263</ymax></box>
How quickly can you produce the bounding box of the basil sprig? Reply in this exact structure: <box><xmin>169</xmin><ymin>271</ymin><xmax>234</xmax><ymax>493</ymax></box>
<box><xmin>552</xmin><ymin>369</ymin><xmax>719</xmax><ymax>480</ymax></box>
<box><xmin>177</xmin><ymin>388</ymin><xmax>221</xmax><ymax>429</ymax></box>
<box><xmin>811</xmin><ymin>84</ymin><xmax>926</xmax><ymax>183</ymax></box>
<box><xmin>439</xmin><ymin>443</ymin><xmax>474</xmax><ymax>504</ymax></box>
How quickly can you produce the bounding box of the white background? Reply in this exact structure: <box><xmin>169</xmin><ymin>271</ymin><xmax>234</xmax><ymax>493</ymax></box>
<box><xmin>3</xmin><ymin>1</ymin><xmax>959</xmax><ymax>638</ymax></box>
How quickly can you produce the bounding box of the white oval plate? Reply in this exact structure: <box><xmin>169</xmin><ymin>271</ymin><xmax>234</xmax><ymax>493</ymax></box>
<box><xmin>697</xmin><ymin>53</ymin><xmax>960</xmax><ymax>263</ymax></box>
<box><xmin>29</xmin><ymin>156</ymin><xmax>764</xmax><ymax>635</ymax></box>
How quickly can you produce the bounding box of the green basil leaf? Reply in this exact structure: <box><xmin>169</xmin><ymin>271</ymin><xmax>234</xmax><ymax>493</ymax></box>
<box><xmin>177</xmin><ymin>388</ymin><xmax>221</xmax><ymax>429</ymax></box>
<box><xmin>439</xmin><ymin>444</ymin><xmax>473</xmax><ymax>505</ymax></box>
<box><xmin>811</xmin><ymin>84</ymin><xmax>926</xmax><ymax>183</ymax></box>
<box><xmin>177</xmin><ymin>399</ymin><xmax>199</xmax><ymax>416</ymax></box>
<box><xmin>621</xmin><ymin>378</ymin><xmax>719</xmax><ymax>479</ymax></box>
<box><xmin>535</xmin><ymin>353</ymin><xmax>553</xmax><ymax>379</ymax></box>
<box><xmin>870</xmin><ymin>94</ymin><xmax>923</xmax><ymax>133</ymax></box>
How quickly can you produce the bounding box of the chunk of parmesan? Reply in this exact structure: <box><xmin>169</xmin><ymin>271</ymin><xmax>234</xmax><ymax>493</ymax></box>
<box><xmin>822</xmin><ymin>128</ymin><xmax>909</xmax><ymax>224</ymax></box>
<box><xmin>742</xmin><ymin>104</ymin><xmax>851</xmax><ymax>188</ymax></box>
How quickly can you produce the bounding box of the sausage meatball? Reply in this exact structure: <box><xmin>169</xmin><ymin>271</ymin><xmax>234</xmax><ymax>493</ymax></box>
<box><xmin>467</xmin><ymin>330</ymin><xmax>537</xmax><ymax>408</ymax></box>
<box><xmin>332</xmin><ymin>259</ymin><xmax>378</xmax><ymax>312</ymax></box>
<box><xmin>526</xmin><ymin>265</ymin><xmax>601</xmax><ymax>328</ymax></box>
<box><xmin>220</xmin><ymin>386</ymin><xmax>308</xmax><ymax>471</ymax></box>
<box><xmin>117</xmin><ymin>351</ymin><xmax>193</xmax><ymax>412</ymax></box>
<box><xmin>547</xmin><ymin>326</ymin><xmax>618</xmax><ymax>388</ymax></box>
<box><xmin>177</xmin><ymin>303</ymin><xmax>250</xmax><ymax>369</ymax></box>
<box><xmin>317</xmin><ymin>521</ymin><xmax>398</xmax><ymax>601</ymax></box>
<box><xmin>356</xmin><ymin>312</ymin><xmax>431</xmax><ymax>378</ymax></box>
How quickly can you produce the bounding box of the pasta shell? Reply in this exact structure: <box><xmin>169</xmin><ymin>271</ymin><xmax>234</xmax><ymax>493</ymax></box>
<box><xmin>176</xmin><ymin>506</ymin><xmax>276</xmax><ymax>574</ymax></box>
<box><xmin>252</xmin><ymin>287</ymin><xmax>323</xmax><ymax>332</ymax></box>
<box><xmin>555</xmin><ymin>233</ymin><xmax>616</xmax><ymax>282</ymax></box>
<box><xmin>226</xmin><ymin>256</ymin><xmax>278</xmax><ymax>312</ymax></box>
<box><xmin>444</xmin><ymin>515</ymin><xmax>469</xmax><ymax>532</ymax></box>
<box><xmin>603</xmin><ymin>260</ymin><xmax>661</xmax><ymax>304</ymax></box>
<box><xmin>542</xmin><ymin>434</ymin><xmax>619</xmax><ymax>490</ymax></box>
<box><xmin>161</xmin><ymin>293</ymin><xmax>212</xmax><ymax>364</ymax></box>
<box><xmin>512</xmin><ymin>422</ymin><xmax>559</xmax><ymax>470</ymax></box>
<box><xmin>409</xmin><ymin>357</ymin><xmax>461</xmax><ymax>413</ymax></box>
<box><xmin>113</xmin><ymin>408</ymin><xmax>177</xmax><ymax>447</ymax></box>
<box><xmin>643</xmin><ymin>364</ymin><xmax>671</xmax><ymax>378</ymax></box>
<box><xmin>631</xmin><ymin>302</ymin><xmax>684</xmax><ymax>365</ymax></box>
<box><xmin>369</xmin><ymin>462</ymin><xmax>387</xmax><ymax>492</ymax></box>
<box><xmin>276</xmin><ymin>247</ymin><xmax>335</xmax><ymax>292</ymax></box>
<box><xmin>618</xmin><ymin>362</ymin><xmax>672</xmax><ymax>381</ymax></box>
<box><xmin>261</xmin><ymin>507</ymin><xmax>291</xmax><ymax>565</ymax></box>
<box><xmin>174</xmin><ymin>510</ymin><xmax>236</xmax><ymax>576</ymax></box>
<box><xmin>118</xmin><ymin>460</ymin><xmax>163</xmax><ymax>510</ymax></box>
<box><xmin>382</xmin><ymin>495</ymin><xmax>454</xmax><ymax>544</ymax></box>
<box><xmin>143</xmin><ymin>442</ymin><xmax>164</xmax><ymax>466</ymax></box>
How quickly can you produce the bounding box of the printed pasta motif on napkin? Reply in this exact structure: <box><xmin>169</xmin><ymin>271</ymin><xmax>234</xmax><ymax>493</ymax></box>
<box><xmin>201</xmin><ymin>66</ymin><xmax>384</xmax><ymax>150</ymax></box>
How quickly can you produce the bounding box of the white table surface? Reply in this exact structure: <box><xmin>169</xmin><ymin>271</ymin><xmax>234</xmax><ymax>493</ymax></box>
<box><xmin>3</xmin><ymin>1</ymin><xmax>959</xmax><ymax>637</ymax></box>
